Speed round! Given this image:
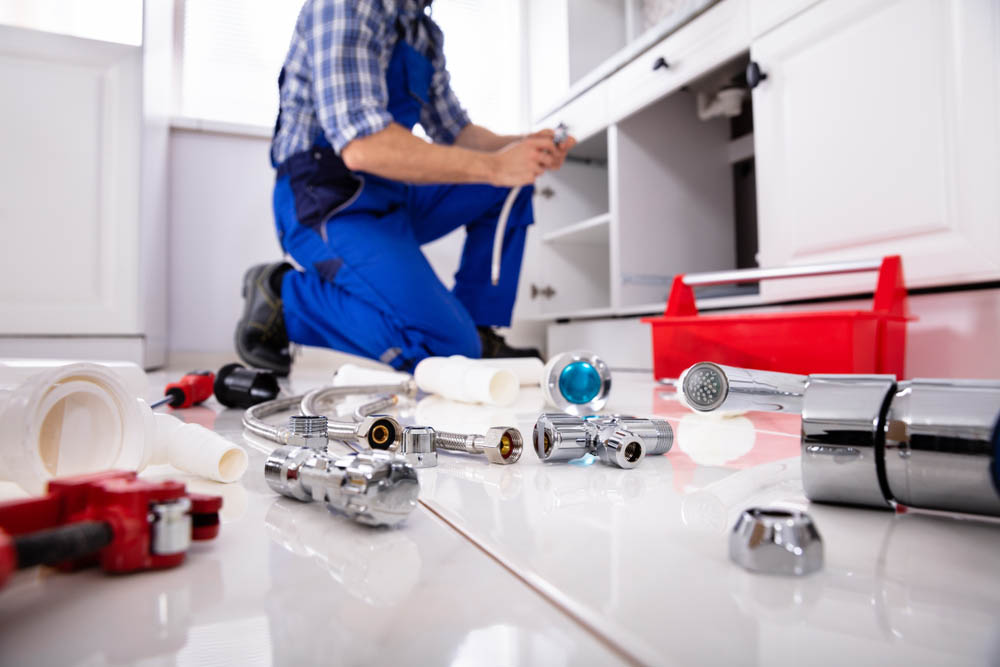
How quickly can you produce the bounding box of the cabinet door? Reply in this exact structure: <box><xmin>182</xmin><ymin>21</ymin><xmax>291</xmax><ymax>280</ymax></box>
<box><xmin>752</xmin><ymin>0</ymin><xmax>1000</xmax><ymax>299</ymax></box>
<box><xmin>0</xmin><ymin>26</ymin><xmax>142</xmax><ymax>334</ymax></box>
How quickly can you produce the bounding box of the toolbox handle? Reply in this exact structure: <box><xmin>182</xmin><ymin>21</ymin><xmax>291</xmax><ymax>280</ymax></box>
<box><xmin>666</xmin><ymin>255</ymin><xmax>906</xmax><ymax>318</ymax></box>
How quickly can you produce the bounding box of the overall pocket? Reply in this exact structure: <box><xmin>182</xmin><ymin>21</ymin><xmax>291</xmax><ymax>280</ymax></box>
<box><xmin>280</xmin><ymin>147</ymin><xmax>362</xmax><ymax>230</ymax></box>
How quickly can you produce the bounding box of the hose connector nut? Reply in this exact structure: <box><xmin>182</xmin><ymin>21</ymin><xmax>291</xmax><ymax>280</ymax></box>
<box><xmin>729</xmin><ymin>507</ymin><xmax>823</xmax><ymax>576</ymax></box>
<box><xmin>355</xmin><ymin>414</ymin><xmax>401</xmax><ymax>451</ymax></box>
<box><xmin>595</xmin><ymin>426</ymin><xmax>645</xmax><ymax>469</ymax></box>
<box><xmin>400</xmin><ymin>426</ymin><xmax>438</xmax><ymax>468</ymax></box>
<box><xmin>286</xmin><ymin>415</ymin><xmax>328</xmax><ymax>450</ymax></box>
<box><xmin>482</xmin><ymin>427</ymin><xmax>523</xmax><ymax>465</ymax></box>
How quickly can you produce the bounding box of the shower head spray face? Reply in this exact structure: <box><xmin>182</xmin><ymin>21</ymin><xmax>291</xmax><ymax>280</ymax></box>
<box><xmin>680</xmin><ymin>362</ymin><xmax>730</xmax><ymax>412</ymax></box>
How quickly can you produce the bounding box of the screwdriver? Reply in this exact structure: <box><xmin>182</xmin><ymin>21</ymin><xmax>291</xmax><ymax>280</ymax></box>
<box><xmin>149</xmin><ymin>370</ymin><xmax>216</xmax><ymax>409</ymax></box>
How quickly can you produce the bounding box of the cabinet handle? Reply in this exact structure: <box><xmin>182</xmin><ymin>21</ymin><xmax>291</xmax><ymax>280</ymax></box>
<box><xmin>652</xmin><ymin>56</ymin><xmax>670</xmax><ymax>71</ymax></box>
<box><xmin>746</xmin><ymin>61</ymin><xmax>768</xmax><ymax>89</ymax></box>
<box><xmin>531</xmin><ymin>284</ymin><xmax>556</xmax><ymax>300</ymax></box>
<box><xmin>536</xmin><ymin>186</ymin><xmax>555</xmax><ymax>199</ymax></box>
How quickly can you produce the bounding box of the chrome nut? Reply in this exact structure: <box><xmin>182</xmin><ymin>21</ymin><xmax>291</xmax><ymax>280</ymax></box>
<box><xmin>729</xmin><ymin>508</ymin><xmax>823</xmax><ymax>576</ymax></box>
<box><xmin>595</xmin><ymin>426</ymin><xmax>645</xmax><ymax>469</ymax></box>
<box><xmin>482</xmin><ymin>427</ymin><xmax>523</xmax><ymax>465</ymax></box>
<box><xmin>264</xmin><ymin>445</ymin><xmax>320</xmax><ymax>501</ymax></box>
<box><xmin>533</xmin><ymin>413</ymin><xmax>590</xmax><ymax>462</ymax></box>
<box><xmin>400</xmin><ymin>426</ymin><xmax>438</xmax><ymax>468</ymax></box>
<box><xmin>286</xmin><ymin>415</ymin><xmax>329</xmax><ymax>450</ymax></box>
<box><xmin>355</xmin><ymin>415</ymin><xmax>401</xmax><ymax>450</ymax></box>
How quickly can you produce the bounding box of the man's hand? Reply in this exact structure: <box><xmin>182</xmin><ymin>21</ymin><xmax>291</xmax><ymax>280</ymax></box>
<box><xmin>488</xmin><ymin>129</ymin><xmax>579</xmax><ymax>187</ymax></box>
<box><xmin>527</xmin><ymin>128</ymin><xmax>577</xmax><ymax>171</ymax></box>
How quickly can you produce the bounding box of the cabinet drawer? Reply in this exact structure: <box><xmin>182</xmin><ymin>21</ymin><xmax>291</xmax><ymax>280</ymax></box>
<box><xmin>536</xmin><ymin>79</ymin><xmax>608</xmax><ymax>143</ymax></box>
<box><xmin>607</xmin><ymin>0</ymin><xmax>750</xmax><ymax>122</ymax></box>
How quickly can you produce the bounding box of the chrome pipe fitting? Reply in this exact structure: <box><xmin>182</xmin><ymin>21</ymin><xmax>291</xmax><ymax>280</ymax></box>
<box><xmin>433</xmin><ymin>426</ymin><xmax>524</xmax><ymax>465</ymax></box>
<box><xmin>264</xmin><ymin>446</ymin><xmax>419</xmax><ymax>527</ymax></box>
<box><xmin>399</xmin><ymin>426</ymin><xmax>438</xmax><ymax>468</ymax></box>
<box><xmin>533</xmin><ymin>413</ymin><xmax>673</xmax><ymax>469</ymax></box>
<box><xmin>729</xmin><ymin>507</ymin><xmax>823</xmax><ymax>576</ymax></box>
<box><xmin>594</xmin><ymin>425</ymin><xmax>645</xmax><ymax>469</ymax></box>
<box><xmin>679</xmin><ymin>362</ymin><xmax>1000</xmax><ymax>518</ymax></box>
<box><xmin>286</xmin><ymin>415</ymin><xmax>329</xmax><ymax>450</ymax></box>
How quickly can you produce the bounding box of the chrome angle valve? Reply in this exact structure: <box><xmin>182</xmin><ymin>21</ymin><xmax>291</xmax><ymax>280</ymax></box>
<box><xmin>265</xmin><ymin>446</ymin><xmax>420</xmax><ymax>527</ymax></box>
<box><xmin>533</xmin><ymin>414</ymin><xmax>673</xmax><ymax>469</ymax></box>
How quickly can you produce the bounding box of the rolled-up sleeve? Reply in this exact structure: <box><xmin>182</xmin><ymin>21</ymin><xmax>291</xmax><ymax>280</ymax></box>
<box><xmin>307</xmin><ymin>0</ymin><xmax>394</xmax><ymax>152</ymax></box>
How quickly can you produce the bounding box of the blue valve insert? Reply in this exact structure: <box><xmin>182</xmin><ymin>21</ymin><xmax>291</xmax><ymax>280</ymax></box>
<box><xmin>558</xmin><ymin>361</ymin><xmax>602</xmax><ymax>405</ymax></box>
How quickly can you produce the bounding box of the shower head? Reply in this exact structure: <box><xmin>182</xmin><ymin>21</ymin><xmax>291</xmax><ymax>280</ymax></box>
<box><xmin>680</xmin><ymin>362</ymin><xmax>730</xmax><ymax>412</ymax></box>
<box><xmin>678</xmin><ymin>362</ymin><xmax>809</xmax><ymax>414</ymax></box>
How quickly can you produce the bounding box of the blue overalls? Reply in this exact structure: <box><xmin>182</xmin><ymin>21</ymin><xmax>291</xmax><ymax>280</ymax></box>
<box><xmin>271</xmin><ymin>39</ymin><xmax>533</xmax><ymax>370</ymax></box>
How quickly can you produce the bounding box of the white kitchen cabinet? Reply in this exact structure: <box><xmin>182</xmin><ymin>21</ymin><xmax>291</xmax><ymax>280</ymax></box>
<box><xmin>752</xmin><ymin>0</ymin><xmax>1000</xmax><ymax>300</ymax></box>
<box><xmin>527</xmin><ymin>0</ymin><xmax>629</xmax><ymax>119</ymax></box>
<box><xmin>0</xmin><ymin>2</ymin><xmax>171</xmax><ymax>367</ymax></box>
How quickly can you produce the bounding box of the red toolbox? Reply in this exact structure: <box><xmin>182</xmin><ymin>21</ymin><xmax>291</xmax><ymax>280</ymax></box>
<box><xmin>643</xmin><ymin>256</ymin><xmax>910</xmax><ymax>379</ymax></box>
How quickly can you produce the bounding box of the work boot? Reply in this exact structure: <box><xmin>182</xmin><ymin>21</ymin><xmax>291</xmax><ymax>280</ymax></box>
<box><xmin>235</xmin><ymin>263</ymin><xmax>293</xmax><ymax>376</ymax></box>
<box><xmin>477</xmin><ymin>326</ymin><xmax>542</xmax><ymax>360</ymax></box>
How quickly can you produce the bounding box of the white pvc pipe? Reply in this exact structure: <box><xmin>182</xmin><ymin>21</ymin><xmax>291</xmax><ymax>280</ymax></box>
<box><xmin>332</xmin><ymin>364</ymin><xmax>411</xmax><ymax>387</ymax></box>
<box><xmin>0</xmin><ymin>362</ymin><xmax>247</xmax><ymax>493</ymax></box>
<box><xmin>413</xmin><ymin>356</ymin><xmax>519</xmax><ymax>406</ymax></box>
<box><xmin>465</xmin><ymin>357</ymin><xmax>544</xmax><ymax>386</ymax></box>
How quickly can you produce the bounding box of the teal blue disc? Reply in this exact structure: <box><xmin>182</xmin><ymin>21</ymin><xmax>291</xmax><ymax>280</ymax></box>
<box><xmin>558</xmin><ymin>361</ymin><xmax>602</xmax><ymax>404</ymax></box>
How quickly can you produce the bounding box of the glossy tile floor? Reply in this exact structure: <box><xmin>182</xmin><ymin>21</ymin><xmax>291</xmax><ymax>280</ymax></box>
<box><xmin>1</xmin><ymin>363</ymin><xmax>999</xmax><ymax>666</ymax></box>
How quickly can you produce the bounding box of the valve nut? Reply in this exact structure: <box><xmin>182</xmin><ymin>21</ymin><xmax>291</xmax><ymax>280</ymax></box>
<box><xmin>264</xmin><ymin>445</ymin><xmax>320</xmax><ymax>501</ymax></box>
<box><xmin>534</xmin><ymin>413</ymin><xmax>590</xmax><ymax>462</ymax></box>
<box><xmin>400</xmin><ymin>426</ymin><xmax>438</xmax><ymax>468</ymax></box>
<box><xmin>595</xmin><ymin>426</ymin><xmax>645</xmax><ymax>469</ymax></box>
<box><xmin>286</xmin><ymin>415</ymin><xmax>328</xmax><ymax>450</ymax></box>
<box><xmin>729</xmin><ymin>507</ymin><xmax>823</xmax><ymax>576</ymax></box>
<box><xmin>483</xmin><ymin>427</ymin><xmax>523</xmax><ymax>465</ymax></box>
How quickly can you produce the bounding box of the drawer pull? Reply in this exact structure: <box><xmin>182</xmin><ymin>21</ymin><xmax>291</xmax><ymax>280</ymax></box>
<box><xmin>746</xmin><ymin>61</ymin><xmax>768</xmax><ymax>89</ymax></box>
<box><xmin>531</xmin><ymin>284</ymin><xmax>556</xmax><ymax>300</ymax></box>
<box><xmin>652</xmin><ymin>56</ymin><xmax>670</xmax><ymax>71</ymax></box>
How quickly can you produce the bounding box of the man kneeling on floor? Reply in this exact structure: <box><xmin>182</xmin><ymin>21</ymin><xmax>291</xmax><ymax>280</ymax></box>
<box><xmin>235</xmin><ymin>0</ymin><xmax>576</xmax><ymax>376</ymax></box>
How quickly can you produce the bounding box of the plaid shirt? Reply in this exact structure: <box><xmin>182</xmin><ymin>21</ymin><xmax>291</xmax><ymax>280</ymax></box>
<box><xmin>272</xmin><ymin>0</ymin><xmax>470</xmax><ymax>165</ymax></box>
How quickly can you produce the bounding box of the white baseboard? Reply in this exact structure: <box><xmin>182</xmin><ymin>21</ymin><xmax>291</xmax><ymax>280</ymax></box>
<box><xmin>0</xmin><ymin>336</ymin><xmax>155</xmax><ymax>369</ymax></box>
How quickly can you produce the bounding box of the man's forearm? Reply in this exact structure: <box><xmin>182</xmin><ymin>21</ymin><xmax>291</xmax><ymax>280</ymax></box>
<box><xmin>341</xmin><ymin>123</ymin><xmax>497</xmax><ymax>184</ymax></box>
<box><xmin>455</xmin><ymin>124</ymin><xmax>523</xmax><ymax>152</ymax></box>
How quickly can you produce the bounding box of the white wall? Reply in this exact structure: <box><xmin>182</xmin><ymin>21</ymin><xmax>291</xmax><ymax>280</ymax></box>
<box><xmin>167</xmin><ymin>128</ymin><xmax>488</xmax><ymax>357</ymax></box>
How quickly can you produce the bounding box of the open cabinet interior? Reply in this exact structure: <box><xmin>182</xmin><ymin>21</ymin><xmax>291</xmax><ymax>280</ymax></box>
<box><xmin>611</xmin><ymin>54</ymin><xmax>758</xmax><ymax>310</ymax></box>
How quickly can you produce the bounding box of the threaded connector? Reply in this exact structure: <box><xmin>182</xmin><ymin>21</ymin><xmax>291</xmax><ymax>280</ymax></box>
<box><xmin>431</xmin><ymin>427</ymin><xmax>523</xmax><ymax>465</ymax></box>
<box><xmin>286</xmin><ymin>415</ymin><xmax>329</xmax><ymax>450</ymax></box>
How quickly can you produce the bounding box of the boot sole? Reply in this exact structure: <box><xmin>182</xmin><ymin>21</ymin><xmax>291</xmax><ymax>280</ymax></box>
<box><xmin>234</xmin><ymin>265</ymin><xmax>291</xmax><ymax>377</ymax></box>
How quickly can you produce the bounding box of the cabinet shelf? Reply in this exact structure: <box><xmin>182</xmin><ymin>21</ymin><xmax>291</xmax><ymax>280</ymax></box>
<box><xmin>541</xmin><ymin>213</ymin><xmax>611</xmax><ymax>245</ymax></box>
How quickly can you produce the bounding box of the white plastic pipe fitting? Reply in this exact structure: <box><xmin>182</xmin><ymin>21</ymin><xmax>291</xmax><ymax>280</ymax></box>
<box><xmin>414</xmin><ymin>356</ymin><xmax>519</xmax><ymax>406</ymax></box>
<box><xmin>0</xmin><ymin>361</ymin><xmax>247</xmax><ymax>493</ymax></box>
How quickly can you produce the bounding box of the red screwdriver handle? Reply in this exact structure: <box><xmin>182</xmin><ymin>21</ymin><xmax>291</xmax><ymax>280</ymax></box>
<box><xmin>163</xmin><ymin>370</ymin><xmax>215</xmax><ymax>409</ymax></box>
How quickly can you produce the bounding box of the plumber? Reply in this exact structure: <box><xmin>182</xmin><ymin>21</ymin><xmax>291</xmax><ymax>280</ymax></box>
<box><xmin>234</xmin><ymin>0</ymin><xmax>576</xmax><ymax>376</ymax></box>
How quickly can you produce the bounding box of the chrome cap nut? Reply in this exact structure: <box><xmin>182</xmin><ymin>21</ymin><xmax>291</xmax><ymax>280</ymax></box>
<box><xmin>400</xmin><ymin>426</ymin><xmax>438</xmax><ymax>468</ymax></box>
<box><xmin>729</xmin><ymin>508</ymin><xmax>823</xmax><ymax>576</ymax></box>
<box><xmin>595</xmin><ymin>427</ymin><xmax>645</xmax><ymax>469</ymax></box>
<box><xmin>483</xmin><ymin>427</ymin><xmax>523</xmax><ymax>465</ymax></box>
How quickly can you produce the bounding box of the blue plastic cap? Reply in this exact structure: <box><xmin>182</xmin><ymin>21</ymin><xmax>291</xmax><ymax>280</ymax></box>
<box><xmin>558</xmin><ymin>361</ymin><xmax>602</xmax><ymax>405</ymax></box>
